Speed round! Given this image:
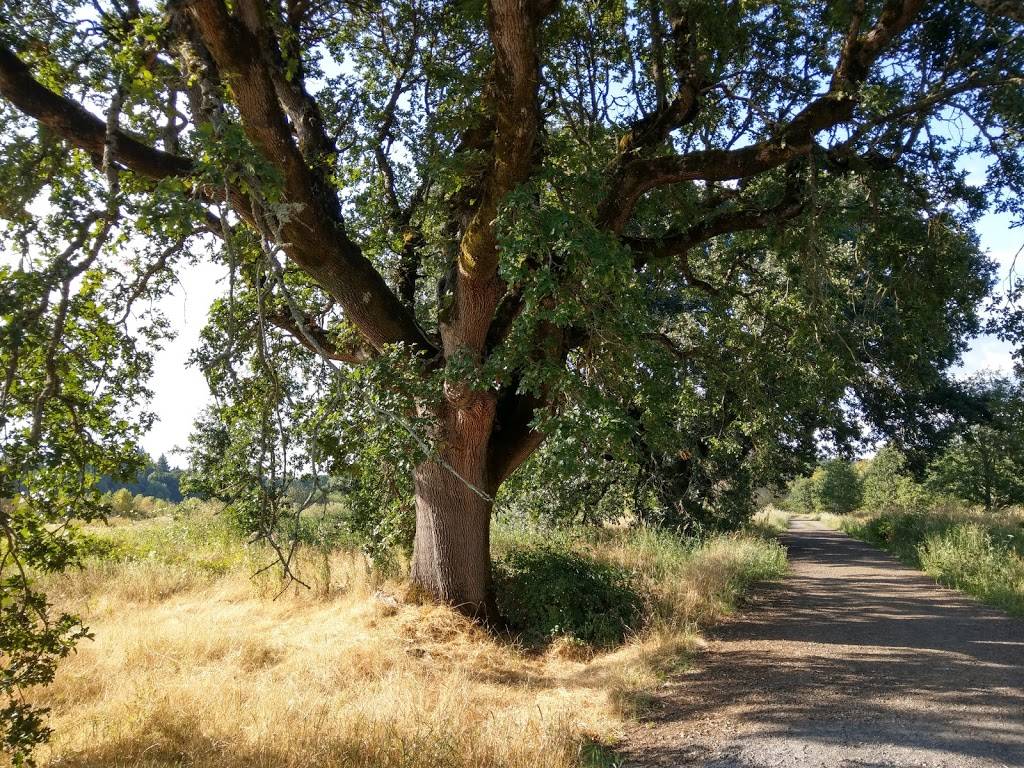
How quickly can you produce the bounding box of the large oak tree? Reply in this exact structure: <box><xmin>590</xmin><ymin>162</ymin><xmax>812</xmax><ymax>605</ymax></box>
<box><xmin>1</xmin><ymin>1</ymin><xmax>1023</xmax><ymax>753</ymax></box>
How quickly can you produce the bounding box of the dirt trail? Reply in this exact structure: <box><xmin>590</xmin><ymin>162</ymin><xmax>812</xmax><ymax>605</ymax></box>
<box><xmin>623</xmin><ymin>517</ymin><xmax>1024</xmax><ymax>768</ymax></box>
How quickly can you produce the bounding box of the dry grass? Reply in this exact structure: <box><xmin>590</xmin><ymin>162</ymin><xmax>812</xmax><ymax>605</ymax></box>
<box><xmin>25</xmin><ymin>512</ymin><xmax>786</xmax><ymax>768</ymax></box>
<box><xmin>749</xmin><ymin>506</ymin><xmax>792</xmax><ymax>535</ymax></box>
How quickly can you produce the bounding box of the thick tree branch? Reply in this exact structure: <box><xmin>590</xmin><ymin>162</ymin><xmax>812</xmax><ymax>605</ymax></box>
<box><xmin>970</xmin><ymin>0</ymin><xmax>1024</xmax><ymax>22</ymax></box>
<box><xmin>624</xmin><ymin>186</ymin><xmax>805</xmax><ymax>270</ymax></box>
<box><xmin>368</xmin><ymin>29</ymin><xmax>430</xmax><ymax>312</ymax></box>
<box><xmin>598</xmin><ymin>0</ymin><xmax>927</xmax><ymax>233</ymax></box>
<box><xmin>265</xmin><ymin>310</ymin><xmax>374</xmax><ymax>365</ymax></box>
<box><xmin>235</xmin><ymin>0</ymin><xmax>339</xmax><ymax>171</ymax></box>
<box><xmin>617</xmin><ymin>0</ymin><xmax>703</xmax><ymax>158</ymax></box>
<box><xmin>488</xmin><ymin>386</ymin><xmax>545</xmax><ymax>487</ymax></box>
<box><xmin>0</xmin><ymin>43</ymin><xmax>194</xmax><ymax>179</ymax></box>
<box><xmin>184</xmin><ymin>0</ymin><xmax>435</xmax><ymax>356</ymax></box>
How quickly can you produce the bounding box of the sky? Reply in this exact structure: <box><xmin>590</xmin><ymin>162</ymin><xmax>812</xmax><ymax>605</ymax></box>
<box><xmin>138</xmin><ymin>209</ymin><xmax>1024</xmax><ymax>460</ymax></box>
<box><xmin>954</xmin><ymin>209</ymin><xmax>1022</xmax><ymax>376</ymax></box>
<box><xmin>141</xmin><ymin>257</ymin><xmax>223</xmax><ymax>460</ymax></box>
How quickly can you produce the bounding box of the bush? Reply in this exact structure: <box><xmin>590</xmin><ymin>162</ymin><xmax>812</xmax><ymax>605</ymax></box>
<box><xmin>861</xmin><ymin>446</ymin><xmax>933</xmax><ymax>513</ymax></box>
<box><xmin>919</xmin><ymin>523</ymin><xmax>1024</xmax><ymax>614</ymax></box>
<box><xmin>493</xmin><ymin>544</ymin><xmax>644</xmax><ymax>648</ymax></box>
<box><xmin>854</xmin><ymin>511</ymin><xmax>934</xmax><ymax>562</ymax></box>
<box><xmin>102</xmin><ymin>490</ymin><xmax>174</xmax><ymax>520</ymax></box>
<box><xmin>107</xmin><ymin>488</ymin><xmax>135</xmax><ymax>516</ymax></box>
<box><xmin>783</xmin><ymin>461</ymin><xmax>862</xmax><ymax>516</ymax></box>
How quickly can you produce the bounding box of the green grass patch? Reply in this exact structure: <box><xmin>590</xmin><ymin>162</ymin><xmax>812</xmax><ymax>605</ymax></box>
<box><xmin>843</xmin><ymin>510</ymin><xmax>1024</xmax><ymax>615</ymax></box>
<box><xmin>79</xmin><ymin>503</ymin><xmax>250</xmax><ymax>575</ymax></box>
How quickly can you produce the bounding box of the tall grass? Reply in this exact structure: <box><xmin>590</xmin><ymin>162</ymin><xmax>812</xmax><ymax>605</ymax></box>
<box><xmin>25</xmin><ymin>506</ymin><xmax>786</xmax><ymax>768</ymax></box>
<box><xmin>827</xmin><ymin>507</ymin><xmax>1024</xmax><ymax>615</ymax></box>
<box><xmin>748</xmin><ymin>506</ymin><xmax>792</xmax><ymax>535</ymax></box>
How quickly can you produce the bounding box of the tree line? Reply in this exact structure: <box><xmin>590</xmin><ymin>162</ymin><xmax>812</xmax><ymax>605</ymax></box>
<box><xmin>97</xmin><ymin>453</ymin><xmax>186</xmax><ymax>504</ymax></box>
<box><xmin>786</xmin><ymin>374</ymin><xmax>1024</xmax><ymax>516</ymax></box>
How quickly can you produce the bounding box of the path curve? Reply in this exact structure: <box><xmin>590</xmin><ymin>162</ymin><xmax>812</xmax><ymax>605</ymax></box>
<box><xmin>623</xmin><ymin>517</ymin><xmax>1024</xmax><ymax>767</ymax></box>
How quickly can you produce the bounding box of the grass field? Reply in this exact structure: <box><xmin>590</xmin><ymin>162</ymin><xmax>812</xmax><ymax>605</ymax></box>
<box><xmin>27</xmin><ymin>505</ymin><xmax>787</xmax><ymax>768</ymax></box>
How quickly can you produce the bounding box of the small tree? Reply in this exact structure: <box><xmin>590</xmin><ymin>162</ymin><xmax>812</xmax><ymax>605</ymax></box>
<box><xmin>108</xmin><ymin>488</ymin><xmax>136</xmax><ymax>517</ymax></box>
<box><xmin>785</xmin><ymin>475</ymin><xmax>817</xmax><ymax>516</ymax></box>
<box><xmin>811</xmin><ymin>460</ymin><xmax>862</xmax><ymax>515</ymax></box>
<box><xmin>862</xmin><ymin>445</ymin><xmax>932</xmax><ymax>513</ymax></box>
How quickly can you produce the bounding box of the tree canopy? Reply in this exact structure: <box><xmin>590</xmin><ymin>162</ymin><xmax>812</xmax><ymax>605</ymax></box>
<box><xmin>2</xmin><ymin>0</ymin><xmax>1023</xmax><ymax>760</ymax></box>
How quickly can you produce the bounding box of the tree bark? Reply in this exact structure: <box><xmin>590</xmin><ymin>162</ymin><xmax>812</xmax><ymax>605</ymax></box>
<box><xmin>409</xmin><ymin>391</ymin><xmax>502</xmax><ymax>623</ymax></box>
<box><xmin>411</xmin><ymin>459</ymin><xmax>499</xmax><ymax>622</ymax></box>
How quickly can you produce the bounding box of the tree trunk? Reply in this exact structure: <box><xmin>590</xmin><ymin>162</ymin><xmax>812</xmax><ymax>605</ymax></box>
<box><xmin>409</xmin><ymin>392</ymin><xmax>502</xmax><ymax>623</ymax></box>
<box><xmin>410</xmin><ymin>459</ymin><xmax>499</xmax><ymax>621</ymax></box>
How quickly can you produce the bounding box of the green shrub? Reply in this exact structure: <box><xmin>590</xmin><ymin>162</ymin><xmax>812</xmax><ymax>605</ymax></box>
<box><xmin>861</xmin><ymin>446</ymin><xmax>934</xmax><ymax>513</ymax></box>
<box><xmin>106</xmin><ymin>488</ymin><xmax>135</xmax><ymax>516</ymax></box>
<box><xmin>783</xmin><ymin>461</ymin><xmax>862</xmax><ymax>516</ymax></box>
<box><xmin>851</xmin><ymin>511</ymin><xmax>930</xmax><ymax>561</ymax></box>
<box><xmin>784</xmin><ymin>475</ymin><xmax>816</xmax><ymax>514</ymax></box>
<box><xmin>101</xmin><ymin>489</ymin><xmax>174</xmax><ymax>520</ymax></box>
<box><xmin>493</xmin><ymin>544</ymin><xmax>644</xmax><ymax>648</ymax></box>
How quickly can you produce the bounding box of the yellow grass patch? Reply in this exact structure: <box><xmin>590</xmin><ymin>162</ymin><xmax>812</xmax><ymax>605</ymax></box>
<box><xmin>28</xmin><ymin>519</ymin><xmax>785</xmax><ymax>768</ymax></box>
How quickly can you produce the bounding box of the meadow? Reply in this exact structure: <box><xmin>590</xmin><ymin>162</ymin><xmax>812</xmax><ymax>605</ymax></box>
<box><xmin>26</xmin><ymin>501</ymin><xmax>787</xmax><ymax>768</ymax></box>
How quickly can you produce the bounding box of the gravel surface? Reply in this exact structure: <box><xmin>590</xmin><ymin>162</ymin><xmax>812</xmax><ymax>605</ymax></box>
<box><xmin>622</xmin><ymin>517</ymin><xmax>1024</xmax><ymax>768</ymax></box>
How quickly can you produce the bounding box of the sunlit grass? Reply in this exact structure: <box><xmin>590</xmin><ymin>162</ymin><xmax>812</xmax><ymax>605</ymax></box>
<box><xmin>748</xmin><ymin>505</ymin><xmax>792</xmax><ymax>536</ymax></box>
<box><xmin>817</xmin><ymin>505</ymin><xmax>1024</xmax><ymax>616</ymax></box>
<box><xmin>29</xmin><ymin>507</ymin><xmax>786</xmax><ymax>768</ymax></box>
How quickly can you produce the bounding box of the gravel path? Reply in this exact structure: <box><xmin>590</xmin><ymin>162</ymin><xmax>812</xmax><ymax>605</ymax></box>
<box><xmin>622</xmin><ymin>517</ymin><xmax>1024</xmax><ymax>768</ymax></box>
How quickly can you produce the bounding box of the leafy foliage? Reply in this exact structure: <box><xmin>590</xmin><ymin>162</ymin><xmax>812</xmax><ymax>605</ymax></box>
<box><xmin>925</xmin><ymin>375</ymin><xmax>1024</xmax><ymax>509</ymax></box>
<box><xmin>97</xmin><ymin>453</ymin><xmax>185</xmax><ymax>503</ymax></box>
<box><xmin>785</xmin><ymin>475</ymin><xmax>818</xmax><ymax>516</ymax></box>
<box><xmin>493</xmin><ymin>542</ymin><xmax>644</xmax><ymax>648</ymax></box>
<box><xmin>811</xmin><ymin>460</ymin><xmax>863</xmax><ymax>516</ymax></box>
<box><xmin>784</xmin><ymin>459</ymin><xmax>863</xmax><ymax>515</ymax></box>
<box><xmin>0</xmin><ymin>260</ymin><xmax>156</xmax><ymax>764</ymax></box>
<box><xmin>862</xmin><ymin>446</ymin><xmax>936</xmax><ymax>514</ymax></box>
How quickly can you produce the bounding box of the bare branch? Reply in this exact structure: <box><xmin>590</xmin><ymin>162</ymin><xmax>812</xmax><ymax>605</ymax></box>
<box><xmin>265</xmin><ymin>310</ymin><xmax>374</xmax><ymax>365</ymax></box>
<box><xmin>598</xmin><ymin>0</ymin><xmax>928</xmax><ymax>233</ymax></box>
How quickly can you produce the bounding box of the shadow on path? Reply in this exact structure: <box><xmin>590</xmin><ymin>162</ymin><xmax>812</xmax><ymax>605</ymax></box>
<box><xmin>623</xmin><ymin>518</ymin><xmax>1024</xmax><ymax>768</ymax></box>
